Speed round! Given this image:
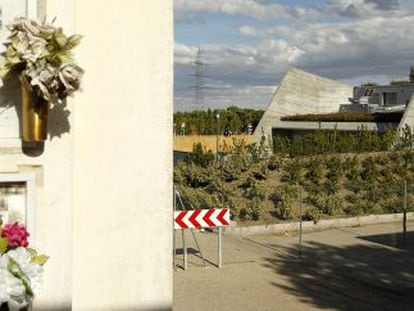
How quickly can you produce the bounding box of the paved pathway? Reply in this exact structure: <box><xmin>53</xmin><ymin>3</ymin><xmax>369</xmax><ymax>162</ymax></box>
<box><xmin>174</xmin><ymin>221</ymin><xmax>414</xmax><ymax>311</ymax></box>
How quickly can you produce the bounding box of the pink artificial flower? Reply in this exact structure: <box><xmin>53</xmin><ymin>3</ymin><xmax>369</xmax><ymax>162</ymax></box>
<box><xmin>1</xmin><ymin>222</ymin><xmax>30</xmax><ymax>248</ymax></box>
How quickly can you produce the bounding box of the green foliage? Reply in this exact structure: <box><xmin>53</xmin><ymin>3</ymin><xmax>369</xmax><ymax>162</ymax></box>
<box><xmin>303</xmin><ymin>207</ymin><xmax>322</xmax><ymax>223</ymax></box>
<box><xmin>397</xmin><ymin>124</ymin><xmax>414</xmax><ymax>150</ymax></box>
<box><xmin>0</xmin><ymin>237</ymin><xmax>8</xmax><ymax>254</ymax></box>
<box><xmin>273</xmin><ymin>127</ymin><xmax>398</xmax><ymax>156</ymax></box>
<box><xmin>344</xmin><ymin>195</ymin><xmax>370</xmax><ymax>216</ymax></box>
<box><xmin>239</xmin><ymin>198</ymin><xmax>262</xmax><ymax>221</ymax></box>
<box><xmin>174</xmin><ymin>162</ymin><xmax>214</xmax><ymax>188</ymax></box>
<box><xmin>191</xmin><ymin>143</ymin><xmax>215</xmax><ymax>168</ymax></box>
<box><xmin>281</xmin><ymin>159</ymin><xmax>303</xmax><ymax>185</ymax></box>
<box><xmin>267</xmin><ymin>155</ymin><xmax>282</xmax><ymax>171</ymax></box>
<box><xmin>323</xmin><ymin>156</ymin><xmax>342</xmax><ymax>194</ymax></box>
<box><xmin>175</xmin><ymin>128</ymin><xmax>414</xmax><ymax>224</ymax></box>
<box><xmin>252</xmin><ymin>162</ymin><xmax>269</xmax><ymax>181</ymax></box>
<box><xmin>281</xmin><ymin>112</ymin><xmax>403</xmax><ymax>123</ymax></box>
<box><xmin>174</xmin><ymin>107</ymin><xmax>264</xmax><ymax>135</ymax></box>
<box><xmin>305</xmin><ymin>158</ymin><xmax>323</xmax><ymax>184</ymax></box>
<box><xmin>244</xmin><ymin>179</ymin><xmax>268</xmax><ymax>200</ymax></box>
<box><xmin>308</xmin><ymin>194</ymin><xmax>343</xmax><ymax>216</ymax></box>
<box><xmin>270</xmin><ymin>185</ymin><xmax>298</xmax><ymax>220</ymax></box>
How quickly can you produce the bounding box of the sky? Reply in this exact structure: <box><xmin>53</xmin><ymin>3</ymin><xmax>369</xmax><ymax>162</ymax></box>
<box><xmin>174</xmin><ymin>0</ymin><xmax>414</xmax><ymax>111</ymax></box>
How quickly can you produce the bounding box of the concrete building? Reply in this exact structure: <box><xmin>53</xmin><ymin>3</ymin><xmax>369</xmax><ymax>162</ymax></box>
<box><xmin>342</xmin><ymin>82</ymin><xmax>414</xmax><ymax>113</ymax></box>
<box><xmin>0</xmin><ymin>1</ymin><xmax>172</xmax><ymax>310</ymax></box>
<box><xmin>254</xmin><ymin>67</ymin><xmax>414</xmax><ymax>147</ymax></box>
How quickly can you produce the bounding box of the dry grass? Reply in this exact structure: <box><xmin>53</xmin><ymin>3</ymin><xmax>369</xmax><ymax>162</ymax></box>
<box><xmin>174</xmin><ymin>135</ymin><xmax>254</xmax><ymax>153</ymax></box>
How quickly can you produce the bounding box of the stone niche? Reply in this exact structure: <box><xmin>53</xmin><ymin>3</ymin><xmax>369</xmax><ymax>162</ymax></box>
<box><xmin>0</xmin><ymin>174</ymin><xmax>36</xmax><ymax>240</ymax></box>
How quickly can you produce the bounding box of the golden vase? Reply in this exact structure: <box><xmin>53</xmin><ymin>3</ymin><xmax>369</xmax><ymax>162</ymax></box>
<box><xmin>21</xmin><ymin>83</ymin><xmax>48</xmax><ymax>142</ymax></box>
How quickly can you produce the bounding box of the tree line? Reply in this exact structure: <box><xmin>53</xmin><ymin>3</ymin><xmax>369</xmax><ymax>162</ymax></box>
<box><xmin>173</xmin><ymin>106</ymin><xmax>264</xmax><ymax>135</ymax></box>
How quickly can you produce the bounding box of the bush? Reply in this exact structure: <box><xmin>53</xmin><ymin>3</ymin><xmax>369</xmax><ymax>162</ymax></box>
<box><xmin>251</xmin><ymin>162</ymin><xmax>269</xmax><ymax>181</ymax></box>
<box><xmin>308</xmin><ymin>194</ymin><xmax>343</xmax><ymax>216</ymax></box>
<box><xmin>191</xmin><ymin>143</ymin><xmax>215</xmax><ymax>168</ymax></box>
<box><xmin>239</xmin><ymin>198</ymin><xmax>262</xmax><ymax>221</ymax></box>
<box><xmin>267</xmin><ymin>155</ymin><xmax>282</xmax><ymax>171</ymax></box>
<box><xmin>244</xmin><ymin>179</ymin><xmax>268</xmax><ymax>201</ymax></box>
<box><xmin>270</xmin><ymin>185</ymin><xmax>298</xmax><ymax>220</ymax></box>
<box><xmin>281</xmin><ymin>159</ymin><xmax>303</xmax><ymax>185</ymax></box>
<box><xmin>174</xmin><ymin>162</ymin><xmax>213</xmax><ymax>188</ymax></box>
<box><xmin>344</xmin><ymin>195</ymin><xmax>380</xmax><ymax>216</ymax></box>
<box><xmin>303</xmin><ymin>207</ymin><xmax>322</xmax><ymax>223</ymax></box>
<box><xmin>305</xmin><ymin>158</ymin><xmax>323</xmax><ymax>185</ymax></box>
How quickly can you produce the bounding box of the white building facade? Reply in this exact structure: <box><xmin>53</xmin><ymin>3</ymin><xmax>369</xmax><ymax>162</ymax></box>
<box><xmin>0</xmin><ymin>1</ymin><xmax>173</xmax><ymax>310</ymax></box>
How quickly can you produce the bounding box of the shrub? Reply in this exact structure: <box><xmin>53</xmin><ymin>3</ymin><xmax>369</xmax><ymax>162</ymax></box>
<box><xmin>281</xmin><ymin>159</ymin><xmax>303</xmax><ymax>185</ymax></box>
<box><xmin>174</xmin><ymin>162</ymin><xmax>213</xmax><ymax>188</ymax></box>
<box><xmin>305</xmin><ymin>158</ymin><xmax>323</xmax><ymax>185</ymax></box>
<box><xmin>244</xmin><ymin>179</ymin><xmax>268</xmax><ymax>201</ymax></box>
<box><xmin>323</xmin><ymin>180</ymin><xmax>340</xmax><ymax>195</ymax></box>
<box><xmin>191</xmin><ymin>143</ymin><xmax>215</xmax><ymax>168</ymax></box>
<box><xmin>267</xmin><ymin>155</ymin><xmax>282</xmax><ymax>171</ymax></box>
<box><xmin>303</xmin><ymin>207</ymin><xmax>322</xmax><ymax>223</ymax></box>
<box><xmin>270</xmin><ymin>185</ymin><xmax>298</xmax><ymax>220</ymax></box>
<box><xmin>344</xmin><ymin>195</ymin><xmax>378</xmax><ymax>216</ymax></box>
<box><xmin>325</xmin><ymin>156</ymin><xmax>343</xmax><ymax>181</ymax></box>
<box><xmin>308</xmin><ymin>194</ymin><xmax>343</xmax><ymax>216</ymax></box>
<box><xmin>239</xmin><ymin>198</ymin><xmax>262</xmax><ymax>221</ymax></box>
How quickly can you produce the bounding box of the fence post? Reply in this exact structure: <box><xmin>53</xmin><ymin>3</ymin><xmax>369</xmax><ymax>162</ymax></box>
<box><xmin>173</xmin><ymin>186</ymin><xmax>177</xmax><ymax>269</ymax></box>
<box><xmin>299</xmin><ymin>185</ymin><xmax>303</xmax><ymax>259</ymax></box>
<box><xmin>218</xmin><ymin>227</ymin><xmax>223</xmax><ymax>268</ymax></box>
<box><xmin>403</xmin><ymin>179</ymin><xmax>407</xmax><ymax>248</ymax></box>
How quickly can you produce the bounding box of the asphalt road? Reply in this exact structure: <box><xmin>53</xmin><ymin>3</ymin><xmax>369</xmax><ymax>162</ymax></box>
<box><xmin>174</xmin><ymin>221</ymin><xmax>414</xmax><ymax>311</ymax></box>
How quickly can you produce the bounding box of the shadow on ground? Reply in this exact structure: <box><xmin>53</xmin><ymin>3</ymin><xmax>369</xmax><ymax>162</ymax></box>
<box><xmin>359</xmin><ymin>231</ymin><xmax>414</xmax><ymax>249</ymax></box>
<box><xmin>264</xmin><ymin>237</ymin><xmax>414</xmax><ymax>311</ymax></box>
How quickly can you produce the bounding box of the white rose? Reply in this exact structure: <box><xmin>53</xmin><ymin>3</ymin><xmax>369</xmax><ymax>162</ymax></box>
<box><xmin>0</xmin><ymin>254</ymin><xmax>28</xmax><ymax>310</ymax></box>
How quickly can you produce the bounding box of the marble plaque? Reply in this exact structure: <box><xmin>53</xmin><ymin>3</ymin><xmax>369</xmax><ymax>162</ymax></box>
<box><xmin>0</xmin><ymin>0</ymin><xmax>27</xmax><ymax>140</ymax></box>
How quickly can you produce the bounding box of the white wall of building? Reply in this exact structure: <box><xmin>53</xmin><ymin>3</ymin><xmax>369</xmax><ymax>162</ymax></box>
<box><xmin>72</xmin><ymin>0</ymin><xmax>173</xmax><ymax>310</ymax></box>
<box><xmin>0</xmin><ymin>0</ymin><xmax>173</xmax><ymax>310</ymax></box>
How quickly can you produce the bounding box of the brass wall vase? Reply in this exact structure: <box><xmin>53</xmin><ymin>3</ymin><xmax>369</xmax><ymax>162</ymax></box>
<box><xmin>21</xmin><ymin>81</ymin><xmax>48</xmax><ymax>142</ymax></box>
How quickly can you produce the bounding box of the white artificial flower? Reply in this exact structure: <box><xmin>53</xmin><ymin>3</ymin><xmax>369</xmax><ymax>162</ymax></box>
<box><xmin>7</xmin><ymin>247</ymin><xmax>44</xmax><ymax>295</ymax></box>
<box><xmin>58</xmin><ymin>64</ymin><xmax>84</xmax><ymax>96</ymax></box>
<box><xmin>25</xmin><ymin>34</ymin><xmax>47</xmax><ymax>63</ymax></box>
<box><xmin>10</xmin><ymin>30</ymin><xmax>47</xmax><ymax>63</ymax></box>
<box><xmin>9</xmin><ymin>17</ymin><xmax>55</xmax><ymax>37</ymax></box>
<box><xmin>30</xmin><ymin>64</ymin><xmax>59</xmax><ymax>102</ymax></box>
<box><xmin>11</xmin><ymin>31</ymin><xmax>29</xmax><ymax>55</ymax></box>
<box><xmin>0</xmin><ymin>254</ymin><xmax>27</xmax><ymax>310</ymax></box>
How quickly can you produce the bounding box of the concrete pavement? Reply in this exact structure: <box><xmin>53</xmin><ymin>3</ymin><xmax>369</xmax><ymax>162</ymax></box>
<box><xmin>174</xmin><ymin>221</ymin><xmax>414</xmax><ymax>311</ymax></box>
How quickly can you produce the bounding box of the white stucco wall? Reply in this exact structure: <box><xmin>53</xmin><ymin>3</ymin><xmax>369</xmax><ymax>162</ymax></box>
<box><xmin>0</xmin><ymin>0</ymin><xmax>173</xmax><ymax>310</ymax></box>
<box><xmin>72</xmin><ymin>1</ymin><xmax>173</xmax><ymax>310</ymax></box>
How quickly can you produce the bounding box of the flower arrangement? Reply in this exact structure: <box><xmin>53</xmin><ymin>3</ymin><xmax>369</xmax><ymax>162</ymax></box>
<box><xmin>0</xmin><ymin>221</ymin><xmax>48</xmax><ymax>310</ymax></box>
<box><xmin>0</xmin><ymin>17</ymin><xmax>84</xmax><ymax>104</ymax></box>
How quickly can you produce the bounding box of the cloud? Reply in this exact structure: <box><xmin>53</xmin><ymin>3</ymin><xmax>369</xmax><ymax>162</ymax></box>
<box><xmin>175</xmin><ymin>0</ymin><xmax>404</xmax><ymax>22</ymax></box>
<box><xmin>174</xmin><ymin>0</ymin><xmax>320</xmax><ymax>22</ymax></box>
<box><xmin>174</xmin><ymin>1</ymin><xmax>414</xmax><ymax>110</ymax></box>
<box><xmin>236</xmin><ymin>15</ymin><xmax>414</xmax><ymax>80</ymax></box>
<box><xmin>366</xmin><ymin>0</ymin><xmax>399</xmax><ymax>11</ymax></box>
<box><xmin>325</xmin><ymin>0</ymin><xmax>402</xmax><ymax>18</ymax></box>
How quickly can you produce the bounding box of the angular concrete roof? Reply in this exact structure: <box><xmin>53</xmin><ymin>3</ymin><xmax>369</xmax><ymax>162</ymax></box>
<box><xmin>254</xmin><ymin>68</ymin><xmax>354</xmax><ymax>141</ymax></box>
<box><xmin>399</xmin><ymin>94</ymin><xmax>414</xmax><ymax>131</ymax></box>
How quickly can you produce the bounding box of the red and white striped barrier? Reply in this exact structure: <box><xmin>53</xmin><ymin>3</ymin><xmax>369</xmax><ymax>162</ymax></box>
<box><xmin>174</xmin><ymin>208</ymin><xmax>230</xmax><ymax>230</ymax></box>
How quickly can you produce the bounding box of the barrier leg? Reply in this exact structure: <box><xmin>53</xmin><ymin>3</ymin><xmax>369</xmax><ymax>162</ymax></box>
<box><xmin>182</xmin><ymin>229</ymin><xmax>188</xmax><ymax>270</ymax></box>
<box><xmin>218</xmin><ymin>227</ymin><xmax>223</xmax><ymax>268</ymax></box>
